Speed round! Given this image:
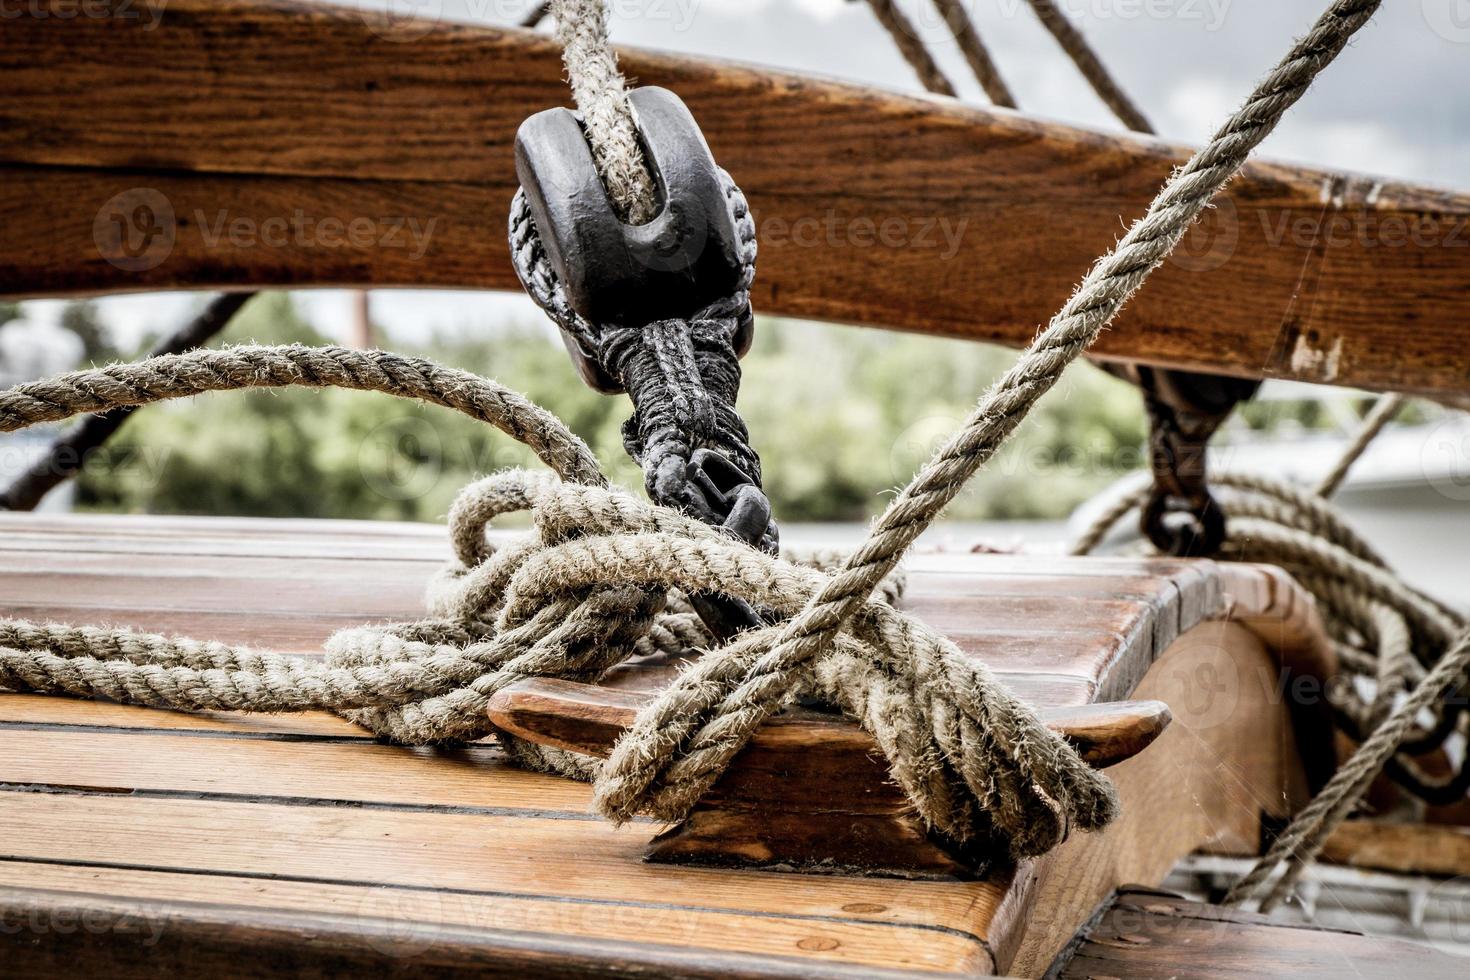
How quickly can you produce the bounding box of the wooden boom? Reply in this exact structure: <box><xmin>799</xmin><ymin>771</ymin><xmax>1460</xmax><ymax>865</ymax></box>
<box><xmin>4</xmin><ymin>0</ymin><xmax>1469</xmax><ymax>396</ymax></box>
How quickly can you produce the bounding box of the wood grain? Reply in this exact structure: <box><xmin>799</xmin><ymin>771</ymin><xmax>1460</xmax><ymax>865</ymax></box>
<box><xmin>1046</xmin><ymin>886</ymin><xmax>1467</xmax><ymax>979</ymax></box>
<box><xmin>0</xmin><ymin>513</ymin><xmax>1331</xmax><ymax>975</ymax></box>
<box><xmin>1319</xmin><ymin>819</ymin><xmax>1470</xmax><ymax>878</ymax></box>
<box><xmin>0</xmin><ymin>884</ymin><xmax>971</xmax><ymax>980</ymax></box>
<box><xmin>4</xmin><ymin>0</ymin><xmax>1470</xmax><ymax>394</ymax></box>
<box><xmin>995</xmin><ymin>622</ymin><xmax>1302</xmax><ymax>975</ymax></box>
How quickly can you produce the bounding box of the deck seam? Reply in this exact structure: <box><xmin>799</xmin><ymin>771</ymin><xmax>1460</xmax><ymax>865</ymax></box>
<box><xmin>0</xmin><ymin>782</ymin><xmax>607</xmax><ymax>823</ymax></box>
<box><xmin>0</xmin><ymin>854</ymin><xmax>996</xmax><ymax>952</ymax></box>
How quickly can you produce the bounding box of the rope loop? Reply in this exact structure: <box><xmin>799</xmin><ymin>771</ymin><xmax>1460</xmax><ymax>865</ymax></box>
<box><xmin>0</xmin><ymin>462</ymin><xmax>1115</xmax><ymax>857</ymax></box>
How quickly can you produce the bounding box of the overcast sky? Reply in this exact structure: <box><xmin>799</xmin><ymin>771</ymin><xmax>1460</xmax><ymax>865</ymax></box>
<box><xmin>24</xmin><ymin>0</ymin><xmax>1470</xmax><ymax>345</ymax></box>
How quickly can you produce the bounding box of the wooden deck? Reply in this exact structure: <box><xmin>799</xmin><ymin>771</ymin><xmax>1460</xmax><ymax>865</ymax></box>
<box><xmin>0</xmin><ymin>513</ymin><xmax>1327</xmax><ymax>975</ymax></box>
<box><xmin>1046</xmin><ymin>886</ymin><xmax>1466</xmax><ymax>979</ymax></box>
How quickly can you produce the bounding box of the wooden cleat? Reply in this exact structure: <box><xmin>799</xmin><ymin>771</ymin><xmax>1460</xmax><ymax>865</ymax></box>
<box><xmin>487</xmin><ymin>677</ymin><xmax>1172</xmax><ymax>877</ymax></box>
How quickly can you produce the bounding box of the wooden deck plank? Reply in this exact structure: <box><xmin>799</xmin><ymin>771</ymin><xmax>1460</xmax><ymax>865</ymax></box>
<box><xmin>0</xmin><ymin>882</ymin><xmax>971</xmax><ymax>979</ymax></box>
<box><xmin>0</xmin><ymin>729</ymin><xmax>597</xmax><ymax>814</ymax></box>
<box><xmin>1046</xmin><ymin>887</ymin><xmax>1466</xmax><ymax>979</ymax></box>
<box><xmin>0</xmin><ymin>793</ymin><xmax>996</xmax><ymax>973</ymax></box>
<box><xmin>0</xmin><ymin>694</ymin><xmax>368</xmax><ymax>738</ymax></box>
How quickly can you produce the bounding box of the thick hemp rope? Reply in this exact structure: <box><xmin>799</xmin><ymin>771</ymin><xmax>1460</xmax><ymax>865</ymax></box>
<box><xmin>594</xmin><ymin>0</ymin><xmax>1386</xmax><ymax>834</ymax></box>
<box><xmin>0</xmin><ymin>344</ymin><xmax>1095</xmax><ymax>856</ymax></box>
<box><xmin>950</xmin><ymin>9</ymin><xmax>1459</xmax><ymax>905</ymax></box>
<box><xmin>548</xmin><ymin>0</ymin><xmax>658</xmax><ymax>224</ymax></box>
<box><xmin>0</xmin><ymin>0</ymin><xmax>1382</xmax><ymax>862</ymax></box>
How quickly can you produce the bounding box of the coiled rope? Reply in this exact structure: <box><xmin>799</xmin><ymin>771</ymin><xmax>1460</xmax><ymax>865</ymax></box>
<box><xmin>0</xmin><ymin>0</ymin><xmax>1383</xmax><ymax>861</ymax></box>
<box><xmin>0</xmin><ymin>344</ymin><xmax>1104</xmax><ymax>857</ymax></box>
<box><xmin>1072</xmin><ymin>420</ymin><xmax>1470</xmax><ymax>910</ymax></box>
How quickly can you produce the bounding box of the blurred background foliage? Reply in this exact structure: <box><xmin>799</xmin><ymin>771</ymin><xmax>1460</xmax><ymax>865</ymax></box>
<box><xmin>0</xmin><ymin>290</ymin><xmax>1340</xmax><ymax>525</ymax></box>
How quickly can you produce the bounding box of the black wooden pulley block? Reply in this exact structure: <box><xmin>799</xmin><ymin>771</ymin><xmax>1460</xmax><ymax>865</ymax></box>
<box><xmin>514</xmin><ymin>87</ymin><xmax>746</xmax><ymax>333</ymax></box>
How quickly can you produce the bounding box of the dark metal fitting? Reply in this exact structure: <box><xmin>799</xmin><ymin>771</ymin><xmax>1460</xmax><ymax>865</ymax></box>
<box><xmin>515</xmin><ymin>87</ymin><xmax>748</xmax><ymax>390</ymax></box>
<box><xmin>685</xmin><ymin>448</ymin><xmax>777</xmax><ymax>550</ymax></box>
<box><xmin>1141</xmin><ymin>488</ymin><xmax>1226</xmax><ymax>558</ymax></box>
<box><xmin>680</xmin><ymin>449</ymin><xmax>778</xmax><ymax>640</ymax></box>
<box><xmin>1131</xmin><ymin>366</ymin><xmax>1259</xmax><ymax>558</ymax></box>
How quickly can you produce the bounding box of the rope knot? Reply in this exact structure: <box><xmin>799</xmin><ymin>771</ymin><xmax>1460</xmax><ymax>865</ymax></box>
<box><xmin>424</xmin><ymin>471</ymin><xmax>1117</xmax><ymax>857</ymax></box>
<box><xmin>0</xmin><ymin>467</ymin><xmax>1115</xmax><ymax>858</ymax></box>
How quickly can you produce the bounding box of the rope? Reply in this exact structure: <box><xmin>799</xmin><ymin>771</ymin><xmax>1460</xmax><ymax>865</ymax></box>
<box><xmin>1314</xmin><ymin>393</ymin><xmax>1405</xmax><ymax>498</ymax></box>
<box><xmin>1231</xmin><ymin>627</ymin><xmax>1470</xmax><ymax>910</ymax></box>
<box><xmin>591</xmin><ymin>0</ymin><xmax>1384</xmax><ymax>835</ymax></box>
<box><xmin>548</xmin><ymin>0</ymin><xmax>658</xmax><ymax>223</ymax></box>
<box><xmin>0</xmin><ymin>345</ymin><xmax>604</xmax><ymax>487</ymax></box>
<box><xmin>860</xmin><ymin>0</ymin><xmax>958</xmax><ymax>97</ymax></box>
<box><xmin>1024</xmin><ymin>0</ymin><xmax>1154</xmax><ymax>133</ymax></box>
<box><xmin>0</xmin><ymin>0</ymin><xmax>1382</xmax><ymax>862</ymax></box>
<box><xmin>0</xmin><ymin>345</ymin><xmax>1099</xmax><ymax>857</ymax></box>
<box><xmin>929</xmin><ymin>0</ymin><xmax>1016</xmax><ymax>107</ymax></box>
<box><xmin>1070</xmin><ymin>463</ymin><xmax>1470</xmax><ymax>909</ymax></box>
<box><xmin>1038</xmin><ymin>8</ymin><xmax>1464</xmax><ymax>900</ymax></box>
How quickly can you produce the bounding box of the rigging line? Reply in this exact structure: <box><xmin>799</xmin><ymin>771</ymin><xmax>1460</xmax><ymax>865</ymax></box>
<box><xmin>1314</xmin><ymin>393</ymin><xmax>1407</xmax><ymax>499</ymax></box>
<box><xmin>929</xmin><ymin>0</ymin><xmax>1017</xmax><ymax>107</ymax></box>
<box><xmin>859</xmin><ymin>0</ymin><xmax>958</xmax><ymax>97</ymax></box>
<box><xmin>1024</xmin><ymin>0</ymin><xmax>1154</xmax><ymax>133</ymax></box>
<box><xmin>548</xmin><ymin>0</ymin><xmax>659</xmax><ymax>223</ymax></box>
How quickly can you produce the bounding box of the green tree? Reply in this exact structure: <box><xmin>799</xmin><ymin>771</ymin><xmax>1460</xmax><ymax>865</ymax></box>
<box><xmin>77</xmin><ymin>294</ymin><xmax>1154</xmax><ymax>524</ymax></box>
<box><xmin>58</xmin><ymin>300</ymin><xmax>123</xmax><ymax>366</ymax></box>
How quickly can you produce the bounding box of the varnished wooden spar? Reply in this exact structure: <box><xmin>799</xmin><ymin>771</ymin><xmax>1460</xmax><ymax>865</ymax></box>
<box><xmin>4</xmin><ymin>0</ymin><xmax>1470</xmax><ymax>396</ymax></box>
